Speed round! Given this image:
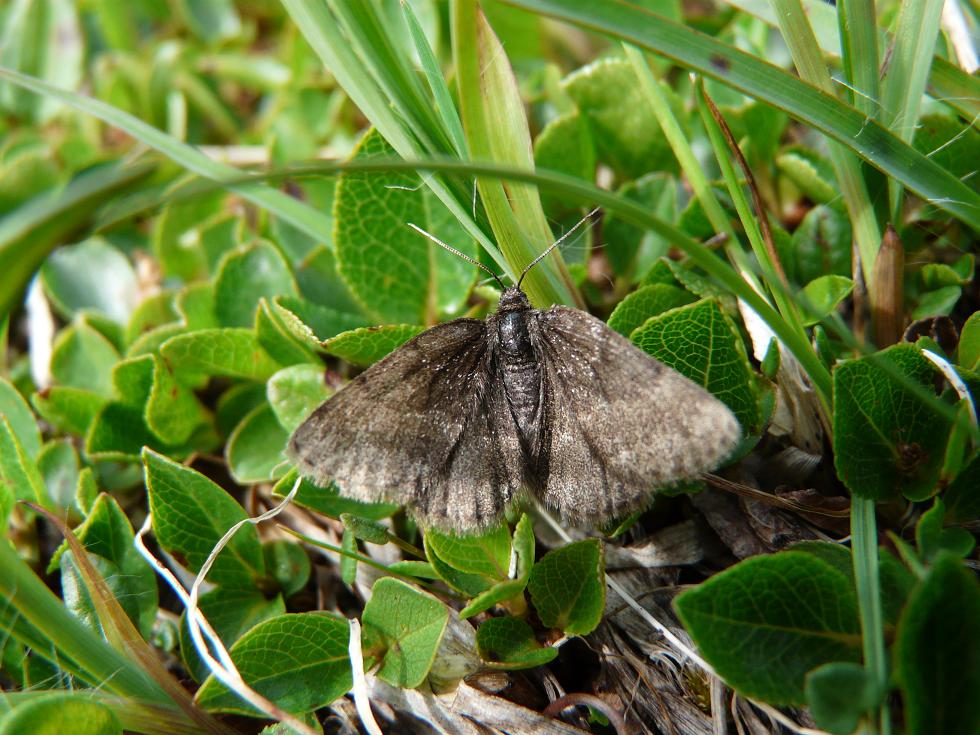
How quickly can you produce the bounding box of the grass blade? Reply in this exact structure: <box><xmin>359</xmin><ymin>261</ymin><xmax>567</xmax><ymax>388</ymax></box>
<box><xmin>451</xmin><ymin>0</ymin><xmax>578</xmax><ymax>307</ymax></box>
<box><xmin>497</xmin><ymin>0</ymin><xmax>980</xmax><ymax>232</ymax></box>
<box><xmin>0</xmin><ymin>66</ymin><xmax>333</xmax><ymax>244</ymax></box>
<box><xmin>766</xmin><ymin>0</ymin><xmax>881</xmax><ymax>287</ymax></box>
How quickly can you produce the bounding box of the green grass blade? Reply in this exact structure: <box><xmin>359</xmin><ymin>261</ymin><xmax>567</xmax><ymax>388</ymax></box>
<box><xmin>766</xmin><ymin>0</ymin><xmax>881</xmax><ymax>286</ymax></box>
<box><xmin>400</xmin><ymin>0</ymin><xmax>468</xmax><ymax>156</ymax></box>
<box><xmin>0</xmin><ymin>66</ymin><xmax>333</xmax><ymax>244</ymax></box>
<box><xmin>451</xmin><ymin>0</ymin><xmax>578</xmax><ymax>307</ymax></box>
<box><xmin>325</xmin><ymin>0</ymin><xmax>450</xmax><ymax>154</ymax></box>
<box><xmin>0</xmin><ymin>539</ymin><xmax>178</xmax><ymax>708</ymax></box>
<box><xmin>851</xmin><ymin>496</ymin><xmax>890</xmax><ymax>735</ymax></box>
<box><xmin>281</xmin><ymin>0</ymin><xmax>508</xmax><ymax>274</ymax></box>
<box><xmin>497</xmin><ymin>0</ymin><xmax>980</xmax><ymax>232</ymax></box>
<box><xmin>693</xmin><ymin>81</ymin><xmax>806</xmax><ymax>334</ymax></box>
<box><xmin>836</xmin><ymin>0</ymin><xmax>880</xmax><ymax>118</ymax></box>
<box><xmin>880</xmin><ymin>0</ymin><xmax>945</xmax><ymax>221</ymax></box>
<box><xmin>725</xmin><ymin>0</ymin><xmax>979</xmax><ymax>121</ymax></box>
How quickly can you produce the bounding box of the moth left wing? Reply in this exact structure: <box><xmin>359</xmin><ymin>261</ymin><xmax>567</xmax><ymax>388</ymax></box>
<box><xmin>287</xmin><ymin>319</ymin><xmax>524</xmax><ymax>532</ymax></box>
<box><xmin>530</xmin><ymin>306</ymin><xmax>741</xmax><ymax>526</ymax></box>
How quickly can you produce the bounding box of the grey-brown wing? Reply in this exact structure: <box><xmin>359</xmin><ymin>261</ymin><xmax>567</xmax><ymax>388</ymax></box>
<box><xmin>531</xmin><ymin>306</ymin><xmax>741</xmax><ymax>526</ymax></box>
<box><xmin>287</xmin><ymin>318</ymin><xmax>524</xmax><ymax>532</ymax></box>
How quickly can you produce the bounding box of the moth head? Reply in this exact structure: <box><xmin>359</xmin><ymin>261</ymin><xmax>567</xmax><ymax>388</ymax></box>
<box><xmin>497</xmin><ymin>286</ymin><xmax>531</xmax><ymax>313</ymax></box>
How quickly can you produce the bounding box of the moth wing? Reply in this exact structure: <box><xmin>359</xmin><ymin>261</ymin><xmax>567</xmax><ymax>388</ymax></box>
<box><xmin>287</xmin><ymin>318</ymin><xmax>523</xmax><ymax>532</ymax></box>
<box><xmin>532</xmin><ymin>306</ymin><xmax>741</xmax><ymax>526</ymax></box>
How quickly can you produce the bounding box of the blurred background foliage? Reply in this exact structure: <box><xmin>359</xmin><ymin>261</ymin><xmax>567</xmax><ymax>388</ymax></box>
<box><xmin>0</xmin><ymin>1</ymin><xmax>978</xmax><ymax>734</ymax></box>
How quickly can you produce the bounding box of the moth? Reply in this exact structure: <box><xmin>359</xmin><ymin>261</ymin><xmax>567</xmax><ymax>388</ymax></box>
<box><xmin>288</xmin><ymin>219</ymin><xmax>741</xmax><ymax>533</ymax></box>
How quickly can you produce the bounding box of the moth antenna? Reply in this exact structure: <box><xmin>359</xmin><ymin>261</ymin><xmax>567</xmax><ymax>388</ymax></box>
<box><xmin>407</xmin><ymin>223</ymin><xmax>507</xmax><ymax>291</ymax></box>
<box><xmin>517</xmin><ymin>207</ymin><xmax>600</xmax><ymax>288</ymax></box>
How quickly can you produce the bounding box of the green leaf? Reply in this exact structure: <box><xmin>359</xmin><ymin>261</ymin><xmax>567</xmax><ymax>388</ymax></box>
<box><xmin>50</xmin><ymin>322</ymin><xmax>120</xmax><ymax>396</ymax></box>
<box><xmin>36</xmin><ymin>439</ymin><xmax>79</xmax><ymax>512</ymax></box>
<box><xmin>476</xmin><ymin>616</ymin><xmax>558</xmax><ymax>670</ymax></box>
<box><xmin>915</xmin><ymin>499</ymin><xmax>975</xmax><ymax>562</ymax></box>
<box><xmin>274</xmin><ymin>472</ymin><xmax>398</xmax><ymax>521</ymax></box>
<box><xmin>216</xmin><ymin>382</ymin><xmax>267</xmax><ymax>437</ymax></box>
<box><xmin>180</xmin><ymin>587</ymin><xmax>286</xmax><ymax>682</ymax></box>
<box><xmin>956</xmin><ymin>311</ymin><xmax>980</xmax><ymax>371</ymax></box>
<box><xmin>226</xmin><ymin>404</ymin><xmax>289</xmax><ymax>484</ymax></box>
<box><xmin>776</xmin><ymin>146</ymin><xmax>837</xmax><ymax>204</ymax></box>
<box><xmin>341</xmin><ymin>514</ymin><xmax>390</xmax><ymax>546</ymax></box>
<box><xmin>945</xmin><ymin>453</ymin><xmax>980</xmax><ymax>523</ymax></box>
<box><xmin>790</xmin><ymin>541</ymin><xmax>914</xmax><ymax>627</ymax></box>
<box><xmin>41</xmin><ymin>238</ymin><xmax>137</xmax><ymax>324</ymax></box>
<box><xmin>143</xmin><ymin>448</ymin><xmax>265</xmax><ymax>589</ymax></box>
<box><xmin>334</xmin><ymin>129</ymin><xmax>476</xmax><ymax>323</ymax></box>
<box><xmin>340</xmin><ymin>526</ymin><xmax>358</xmax><ymax>586</ymax></box>
<box><xmin>75</xmin><ymin>466</ymin><xmax>97</xmax><ymax>515</ymax></box>
<box><xmin>214</xmin><ymin>242</ymin><xmax>299</xmax><ymax>328</ymax></box>
<box><xmin>922</xmin><ymin>260</ymin><xmax>973</xmax><ymax>290</ymax></box>
<box><xmin>273</xmin><ymin>296</ymin><xmax>369</xmax><ymax>350</ymax></box>
<box><xmin>387</xmin><ymin>560</ymin><xmax>439</xmax><ymax>579</ymax></box>
<box><xmin>460</xmin><ymin>514</ymin><xmax>535</xmax><ymax>619</ymax></box>
<box><xmin>361</xmin><ymin>578</ymin><xmax>448</xmax><ymax>688</ymax></box>
<box><xmin>833</xmin><ymin>344</ymin><xmax>953</xmax><ymax>501</ymax></box>
<box><xmin>424</xmin><ymin>535</ymin><xmax>493</xmax><ymax>597</ymax></box>
<box><xmin>800</xmin><ymin>275</ymin><xmax>854</xmax><ymax>326</ymax></box>
<box><xmin>0</xmin><ymin>415</ymin><xmax>48</xmax><ymax>515</ymax></box>
<box><xmin>0</xmin><ymin>68</ymin><xmax>333</xmax><ymax>247</ymax></box>
<box><xmin>144</xmin><ymin>355</ymin><xmax>209</xmax><ymax>446</ymax></box>
<box><xmin>31</xmin><ymin>386</ymin><xmax>107</xmax><ymax>436</ymax></box>
<box><xmin>606</xmin><ymin>283</ymin><xmax>694</xmax><ymax>336</ymax></box>
<box><xmin>912</xmin><ymin>114</ymin><xmax>980</xmax><ymax>185</ymax></box>
<box><xmin>425</xmin><ymin>524</ymin><xmax>511</xmax><ymax>580</ymax></box>
<box><xmin>196</xmin><ymin>612</ymin><xmax>351</xmax><ymax>715</ymax></box>
<box><xmin>160</xmin><ymin>329</ymin><xmax>283</xmax><ymax>381</ymax></box>
<box><xmin>452</xmin><ymin>2</ymin><xmax>575</xmax><ymax>308</ymax></box>
<box><xmin>912</xmin><ymin>286</ymin><xmax>962</xmax><ymax>319</ymax></box>
<box><xmin>291</xmin><ymin>245</ymin><xmax>364</xmax><ymax>316</ymax></box>
<box><xmin>266</xmin><ymin>364</ymin><xmax>330</xmax><ymax>434</ymax></box>
<box><xmin>564</xmin><ymin>58</ymin><xmax>680</xmax><ymax>180</ymax></box>
<box><xmin>784</xmin><ymin>204</ymin><xmax>852</xmax><ymax>285</ymax></box>
<box><xmin>323</xmin><ymin>325</ymin><xmax>424</xmax><ymax>366</ymax></box>
<box><xmin>255</xmin><ymin>299</ymin><xmax>319</xmax><ymax>368</ymax></box>
<box><xmin>630</xmin><ymin>298</ymin><xmax>759</xmax><ymax>432</ymax></box>
<box><xmin>58</xmin><ymin>493</ymin><xmax>158</xmax><ymax>639</ymax></box>
<box><xmin>124</xmin><ymin>291</ymin><xmax>179</xmax><ymax>348</ymax></box>
<box><xmin>0</xmin><ymin>378</ymin><xmax>41</xmax><ymax>458</ymax></box>
<box><xmin>0</xmin><ymin>692</ymin><xmax>120</xmax><ymax>735</ymax></box>
<box><xmin>179</xmin><ymin>587</ymin><xmax>286</xmax><ymax>683</ymax></box>
<box><xmin>528</xmin><ymin>538</ymin><xmax>605</xmax><ymax>636</ymax></box>
<box><xmin>494</xmin><ymin>0</ymin><xmax>971</xmax><ymax>230</ymax></box>
<box><xmin>264</xmin><ymin>540</ymin><xmax>311</xmax><ymax>598</ymax></box>
<box><xmin>176</xmin><ymin>282</ymin><xmax>219</xmax><ymax>330</ymax></box>
<box><xmin>674</xmin><ymin>551</ymin><xmax>861</xmax><ymax>705</ymax></box>
<box><xmin>804</xmin><ymin>662</ymin><xmax>880</xmax><ymax>735</ymax></box>
<box><xmin>84</xmin><ymin>402</ymin><xmax>161</xmax><ymax>461</ymax></box>
<box><xmin>533</xmin><ymin>111</ymin><xmax>596</xmax><ymax>213</ymax></box>
<box><xmin>603</xmin><ymin>173</ymin><xmax>678</xmax><ymax>278</ymax></box>
<box><xmin>895</xmin><ymin>554</ymin><xmax>980</xmax><ymax>735</ymax></box>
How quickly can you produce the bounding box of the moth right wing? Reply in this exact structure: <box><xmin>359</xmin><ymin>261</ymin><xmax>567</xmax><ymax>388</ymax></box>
<box><xmin>287</xmin><ymin>318</ymin><xmax>524</xmax><ymax>532</ymax></box>
<box><xmin>531</xmin><ymin>306</ymin><xmax>741</xmax><ymax>526</ymax></box>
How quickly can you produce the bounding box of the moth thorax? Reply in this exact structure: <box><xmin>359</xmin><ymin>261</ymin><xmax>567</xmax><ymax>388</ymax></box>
<box><xmin>498</xmin><ymin>311</ymin><xmax>533</xmax><ymax>358</ymax></box>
